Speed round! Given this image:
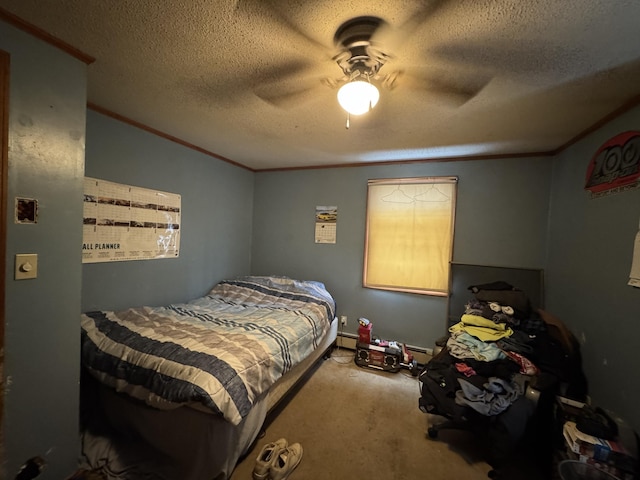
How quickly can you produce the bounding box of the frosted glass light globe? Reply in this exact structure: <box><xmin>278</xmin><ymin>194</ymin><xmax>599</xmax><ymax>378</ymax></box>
<box><xmin>337</xmin><ymin>81</ymin><xmax>380</xmax><ymax>115</ymax></box>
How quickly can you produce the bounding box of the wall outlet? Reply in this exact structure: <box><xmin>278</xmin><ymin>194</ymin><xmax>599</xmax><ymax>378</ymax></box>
<box><xmin>340</xmin><ymin>315</ymin><xmax>347</xmax><ymax>326</ymax></box>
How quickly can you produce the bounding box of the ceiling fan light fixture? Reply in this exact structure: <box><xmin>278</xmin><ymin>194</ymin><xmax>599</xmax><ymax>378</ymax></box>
<box><xmin>337</xmin><ymin>80</ymin><xmax>380</xmax><ymax>116</ymax></box>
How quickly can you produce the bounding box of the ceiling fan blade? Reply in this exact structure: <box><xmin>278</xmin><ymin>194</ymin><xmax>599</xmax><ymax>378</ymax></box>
<box><xmin>430</xmin><ymin>40</ymin><xmax>574</xmax><ymax>81</ymax></box>
<box><xmin>249</xmin><ymin>59</ymin><xmax>317</xmax><ymax>88</ymax></box>
<box><xmin>249</xmin><ymin>54</ymin><xmax>343</xmax><ymax>108</ymax></box>
<box><xmin>184</xmin><ymin>58</ymin><xmax>322</xmax><ymax>108</ymax></box>
<box><xmin>254</xmin><ymin>81</ymin><xmax>327</xmax><ymax>109</ymax></box>
<box><xmin>370</xmin><ymin>0</ymin><xmax>449</xmax><ymax>54</ymax></box>
<box><xmin>234</xmin><ymin>0</ymin><xmax>329</xmax><ymax>54</ymax></box>
<box><xmin>395</xmin><ymin>69</ymin><xmax>492</xmax><ymax>106</ymax></box>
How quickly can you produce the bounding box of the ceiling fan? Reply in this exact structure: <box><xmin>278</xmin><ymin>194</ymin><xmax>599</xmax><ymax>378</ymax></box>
<box><xmin>328</xmin><ymin>15</ymin><xmax>493</xmax><ymax>124</ymax></box>
<box><xmin>324</xmin><ymin>16</ymin><xmax>393</xmax><ymax>116</ymax></box>
<box><xmin>241</xmin><ymin>1</ymin><xmax>491</xmax><ymax>118</ymax></box>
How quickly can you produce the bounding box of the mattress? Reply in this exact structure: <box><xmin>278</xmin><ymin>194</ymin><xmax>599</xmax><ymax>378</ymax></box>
<box><xmin>81</xmin><ymin>275</ymin><xmax>336</xmax><ymax>425</ymax></box>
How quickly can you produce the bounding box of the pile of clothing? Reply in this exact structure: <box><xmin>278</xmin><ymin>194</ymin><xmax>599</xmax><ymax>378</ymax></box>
<box><xmin>419</xmin><ymin>280</ymin><xmax>584</xmax><ymax>468</ymax></box>
<box><xmin>446</xmin><ymin>281</ymin><xmax>546</xmax><ymax>416</ymax></box>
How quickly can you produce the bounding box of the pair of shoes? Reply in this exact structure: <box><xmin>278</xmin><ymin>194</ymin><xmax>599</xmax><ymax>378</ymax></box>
<box><xmin>270</xmin><ymin>442</ymin><xmax>303</xmax><ymax>480</ymax></box>
<box><xmin>252</xmin><ymin>438</ymin><xmax>303</xmax><ymax>480</ymax></box>
<box><xmin>252</xmin><ymin>438</ymin><xmax>287</xmax><ymax>480</ymax></box>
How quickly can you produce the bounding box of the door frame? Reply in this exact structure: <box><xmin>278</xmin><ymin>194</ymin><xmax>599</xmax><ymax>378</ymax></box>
<box><xmin>0</xmin><ymin>49</ymin><xmax>10</xmax><ymax>469</ymax></box>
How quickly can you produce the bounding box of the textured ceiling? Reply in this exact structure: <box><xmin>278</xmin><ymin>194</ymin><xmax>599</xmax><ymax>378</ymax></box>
<box><xmin>2</xmin><ymin>0</ymin><xmax>640</xmax><ymax>170</ymax></box>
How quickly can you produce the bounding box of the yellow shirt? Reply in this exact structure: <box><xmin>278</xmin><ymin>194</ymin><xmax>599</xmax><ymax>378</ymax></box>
<box><xmin>449</xmin><ymin>314</ymin><xmax>513</xmax><ymax>342</ymax></box>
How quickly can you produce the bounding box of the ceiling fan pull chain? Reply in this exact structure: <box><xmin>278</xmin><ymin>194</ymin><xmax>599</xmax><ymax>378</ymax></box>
<box><xmin>346</xmin><ymin>113</ymin><xmax>350</xmax><ymax>129</ymax></box>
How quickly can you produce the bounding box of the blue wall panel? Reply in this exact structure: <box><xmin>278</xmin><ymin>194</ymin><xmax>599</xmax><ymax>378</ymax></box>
<box><xmin>252</xmin><ymin>157</ymin><xmax>553</xmax><ymax>348</ymax></box>
<box><xmin>547</xmin><ymin>105</ymin><xmax>640</xmax><ymax>431</ymax></box>
<box><xmin>2</xmin><ymin>20</ymin><xmax>86</xmax><ymax>479</ymax></box>
<box><xmin>82</xmin><ymin>110</ymin><xmax>255</xmax><ymax>311</ymax></box>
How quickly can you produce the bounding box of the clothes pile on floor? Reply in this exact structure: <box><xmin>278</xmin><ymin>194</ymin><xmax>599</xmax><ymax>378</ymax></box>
<box><xmin>419</xmin><ymin>281</ymin><xmax>588</xmax><ymax>471</ymax></box>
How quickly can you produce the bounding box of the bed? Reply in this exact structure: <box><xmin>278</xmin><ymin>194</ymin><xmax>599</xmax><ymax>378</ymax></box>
<box><xmin>79</xmin><ymin>275</ymin><xmax>338</xmax><ymax>480</ymax></box>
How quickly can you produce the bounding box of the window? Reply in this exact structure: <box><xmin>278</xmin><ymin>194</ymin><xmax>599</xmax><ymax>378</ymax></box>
<box><xmin>363</xmin><ymin>177</ymin><xmax>457</xmax><ymax>296</ymax></box>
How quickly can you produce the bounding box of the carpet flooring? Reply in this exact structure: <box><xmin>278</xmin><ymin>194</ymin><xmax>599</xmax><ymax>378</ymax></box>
<box><xmin>230</xmin><ymin>347</ymin><xmax>551</xmax><ymax>480</ymax></box>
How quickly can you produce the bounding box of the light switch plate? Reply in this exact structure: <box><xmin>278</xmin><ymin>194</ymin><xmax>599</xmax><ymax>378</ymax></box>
<box><xmin>15</xmin><ymin>254</ymin><xmax>38</xmax><ymax>280</ymax></box>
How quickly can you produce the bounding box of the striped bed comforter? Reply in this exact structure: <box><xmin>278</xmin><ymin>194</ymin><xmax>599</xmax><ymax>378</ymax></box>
<box><xmin>81</xmin><ymin>276</ymin><xmax>336</xmax><ymax>425</ymax></box>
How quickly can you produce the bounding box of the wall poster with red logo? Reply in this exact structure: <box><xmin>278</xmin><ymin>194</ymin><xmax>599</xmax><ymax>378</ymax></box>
<box><xmin>585</xmin><ymin>131</ymin><xmax>640</xmax><ymax>198</ymax></box>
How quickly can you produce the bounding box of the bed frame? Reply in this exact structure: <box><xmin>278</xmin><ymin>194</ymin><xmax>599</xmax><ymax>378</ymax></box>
<box><xmin>81</xmin><ymin>318</ymin><xmax>338</xmax><ymax>480</ymax></box>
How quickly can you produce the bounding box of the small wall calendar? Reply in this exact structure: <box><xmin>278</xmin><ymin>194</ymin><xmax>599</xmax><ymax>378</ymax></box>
<box><xmin>315</xmin><ymin>206</ymin><xmax>337</xmax><ymax>244</ymax></box>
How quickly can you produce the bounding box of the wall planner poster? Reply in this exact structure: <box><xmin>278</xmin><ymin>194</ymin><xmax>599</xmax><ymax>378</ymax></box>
<box><xmin>82</xmin><ymin>177</ymin><xmax>181</xmax><ymax>263</ymax></box>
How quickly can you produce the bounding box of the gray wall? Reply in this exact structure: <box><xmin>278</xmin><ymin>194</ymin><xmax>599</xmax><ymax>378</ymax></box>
<box><xmin>1</xmin><ymin>21</ymin><xmax>86</xmax><ymax>479</ymax></box>
<box><xmin>252</xmin><ymin>157</ymin><xmax>553</xmax><ymax>348</ymax></box>
<box><xmin>82</xmin><ymin>110</ymin><xmax>255</xmax><ymax>311</ymax></box>
<box><xmin>546</xmin><ymin>105</ymin><xmax>640</xmax><ymax>431</ymax></box>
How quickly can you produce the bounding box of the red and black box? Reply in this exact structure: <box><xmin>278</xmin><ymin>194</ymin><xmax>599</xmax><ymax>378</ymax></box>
<box><xmin>354</xmin><ymin>342</ymin><xmax>403</xmax><ymax>372</ymax></box>
<box><xmin>358</xmin><ymin>323</ymin><xmax>372</xmax><ymax>344</ymax></box>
